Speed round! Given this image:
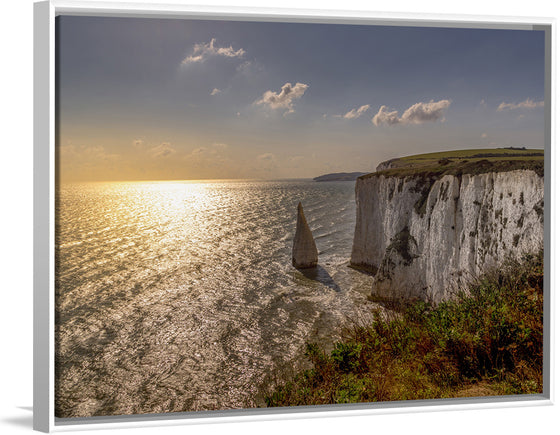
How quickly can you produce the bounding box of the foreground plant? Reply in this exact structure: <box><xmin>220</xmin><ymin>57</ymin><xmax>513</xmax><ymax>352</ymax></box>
<box><xmin>265</xmin><ymin>252</ymin><xmax>543</xmax><ymax>406</ymax></box>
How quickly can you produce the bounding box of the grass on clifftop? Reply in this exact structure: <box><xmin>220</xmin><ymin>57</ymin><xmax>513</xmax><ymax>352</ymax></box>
<box><xmin>265</xmin><ymin>252</ymin><xmax>543</xmax><ymax>406</ymax></box>
<box><xmin>363</xmin><ymin>148</ymin><xmax>544</xmax><ymax>179</ymax></box>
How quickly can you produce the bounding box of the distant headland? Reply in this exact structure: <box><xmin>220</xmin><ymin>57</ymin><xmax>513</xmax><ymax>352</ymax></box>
<box><xmin>313</xmin><ymin>172</ymin><xmax>367</xmax><ymax>182</ymax></box>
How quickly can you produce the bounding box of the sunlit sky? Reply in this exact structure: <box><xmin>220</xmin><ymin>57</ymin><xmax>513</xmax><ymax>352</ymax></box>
<box><xmin>57</xmin><ymin>16</ymin><xmax>545</xmax><ymax>182</ymax></box>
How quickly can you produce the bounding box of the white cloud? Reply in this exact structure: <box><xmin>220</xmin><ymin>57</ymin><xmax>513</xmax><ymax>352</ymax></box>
<box><xmin>181</xmin><ymin>38</ymin><xmax>245</xmax><ymax>65</ymax></box>
<box><xmin>400</xmin><ymin>100</ymin><xmax>451</xmax><ymax>124</ymax></box>
<box><xmin>497</xmin><ymin>98</ymin><xmax>544</xmax><ymax>111</ymax></box>
<box><xmin>210</xmin><ymin>88</ymin><xmax>221</xmax><ymax>96</ymax></box>
<box><xmin>372</xmin><ymin>106</ymin><xmax>401</xmax><ymax>126</ymax></box>
<box><xmin>372</xmin><ymin>99</ymin><xmax>451</xmax><ymax>126</ymax></box>
<box><xmin>335</xmin><ymin>104</ymin><xmax>370</xmax><ymax>119</ymax></box>
<box><xmin>255</xmin><ymin>82</ymin><xmax>308</xmax><ymax>115</ymax></box>
<box><xmin>481</xmin><ymin>133</ymin><xmax>488</xmax><ymax>138</ymax></box>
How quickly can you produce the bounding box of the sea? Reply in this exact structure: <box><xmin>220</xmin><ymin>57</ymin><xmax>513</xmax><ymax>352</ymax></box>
<box><xmin>55</xmin><ymin>179</ymin><xmax>376</xmax><ymax>417</ymax></box>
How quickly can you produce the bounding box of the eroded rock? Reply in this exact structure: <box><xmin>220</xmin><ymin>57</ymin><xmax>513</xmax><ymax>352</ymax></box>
<box><xmin>292</xmin><ymin>202</ymin><xmax>318</xmax><ymax>269</ymax></box>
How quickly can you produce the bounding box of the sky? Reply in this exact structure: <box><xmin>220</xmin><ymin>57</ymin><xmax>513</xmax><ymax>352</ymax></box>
<box><xmin>57</xmin><ymin>16</ymin><xmax>546</xmax><ymax>182</ymax></box>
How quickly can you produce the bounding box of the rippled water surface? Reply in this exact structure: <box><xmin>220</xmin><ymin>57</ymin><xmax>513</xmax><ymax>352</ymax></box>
<box><xmin>55</xmin><ymin>180</ymin><xmax>375</xmax><ymax>417</ymax></box>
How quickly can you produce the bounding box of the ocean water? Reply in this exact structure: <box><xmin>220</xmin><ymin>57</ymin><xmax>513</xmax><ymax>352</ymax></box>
<box><xmin>55</xmin><ymin>179</ymin><xmax>375</xmax><ymax>417</ymax></box>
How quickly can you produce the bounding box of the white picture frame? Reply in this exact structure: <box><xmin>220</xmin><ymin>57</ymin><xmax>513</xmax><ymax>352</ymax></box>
<box><xmin>31</xmin><ymin>1</ymin><xmax>556</xmax><ymax>433</ymax></box>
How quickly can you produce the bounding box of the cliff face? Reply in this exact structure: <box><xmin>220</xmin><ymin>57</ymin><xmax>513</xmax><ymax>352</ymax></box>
<box><xmin>350</xmin><ymin>170</ymin><xmax>544</xmax><ymax>303</ymax></box>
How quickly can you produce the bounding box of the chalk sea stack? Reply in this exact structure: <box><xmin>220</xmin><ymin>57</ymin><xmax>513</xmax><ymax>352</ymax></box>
<box><xmin>292</xmin><ymin>202</ymin><xmax>318</xmax><ymax>269</ymax></box>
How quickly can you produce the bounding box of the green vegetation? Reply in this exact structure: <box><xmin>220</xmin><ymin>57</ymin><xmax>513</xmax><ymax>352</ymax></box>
<box><xmin>265</xmin><ymin>252</ymin><xmax>543</xmax><ymax>406</ymax></box>
<box><xmin>362</xmin><ymin>148</ymin><xmax>544</xmax><ymax>180</ymax></box>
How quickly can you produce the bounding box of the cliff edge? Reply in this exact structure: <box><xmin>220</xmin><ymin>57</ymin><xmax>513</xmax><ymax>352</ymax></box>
<box><xmin>350</xmin><ymin>149</ymin><xmax>544</xmax><ymax>303</ymax></box>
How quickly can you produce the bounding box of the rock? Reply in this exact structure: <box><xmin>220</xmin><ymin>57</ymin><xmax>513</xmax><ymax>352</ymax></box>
<box><xmin>350</xmin><ymin>170</ymin><xmax>544</xmax><ymax>303</ymax></box>
<box><xmin>292</xmin><ymin>202</ymin><xmax>318</xmax><ymax>269</ymax></box>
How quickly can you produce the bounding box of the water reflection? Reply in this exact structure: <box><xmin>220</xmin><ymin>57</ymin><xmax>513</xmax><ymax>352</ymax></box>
<box><xmin>55</xmin><ymin>180</ymin><xmax>374</xmax><ymax>417</ymax></box>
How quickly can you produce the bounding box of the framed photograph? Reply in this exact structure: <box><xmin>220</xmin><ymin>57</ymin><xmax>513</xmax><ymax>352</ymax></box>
<box><xmin>34</xmin><ymin>0</ymin><xmax>553</xmax><ymax>432</ymax></box>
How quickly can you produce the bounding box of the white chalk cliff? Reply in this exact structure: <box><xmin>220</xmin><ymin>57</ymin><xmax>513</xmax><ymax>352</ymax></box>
<box><xmin>292</xmin><ymin>202</ymin><xmax>318</xmax><ymax>269</ymax></box>
<box><xmin>350</xmin><ymin>169</ymin><xmax>544</xmax><ymax>303</ymax></box>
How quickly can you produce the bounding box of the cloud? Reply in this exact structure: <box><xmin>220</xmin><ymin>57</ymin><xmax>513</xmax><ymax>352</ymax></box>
<box><xmin>344</xmin><ymin>104</ymin><xmax>370</xmax><ymax>119</ymax></box>
<box><xmin>187</xmin><ymin>143</ymin><xmax>229</xmax><ymax>160</ymax></box>
<box><xmin>235</xmin><ymin>60</ymin><xmax>264</xmax><ymax>77</ymax></box>
<box><xmin>255</xmin><ymin>82</ymin><xmax>308</xmax><ymax>115</ymax></box>
<box><xmin>481</xmin><ymin>133</ymin><xmax>488</xmax><ymax>138</ymax></box>
<box><xmin>372</xmin><ymin>106</ymin><xmax>401</xmax><ymax>126</ymax></box>
<box><xmin>372</xmin><ymin>99</ymin><xmax>451</xmax><ymax>126</ymax></box>
<box><xmin>210</xmin><ymin>88</ymin><xmax>221</xmax><ymax>96</ymax></box>
<box><xmin>181</xmin><ymin>38</ymin><xmax>245</xmax><ymax>65</ymax></box>
<box><xmin>257</xmin><ymin>153</ymin><xmax>276</xmax><ymax>163</ymax></box>
<box><xmin>149</xmin><ymin>142</ymin><xmax>176</xmax><ymax>158</ymax></box>
<box><xmin>400</xmin><ymin>100</ymin><xmax>451</xmax><ymax>124</ymax></box>
<box><xmin>334</xmin><ymin>104</ymin><xmax>370</xmax><ymax>119</ymax></box>
<box><xmin>497</xmin><ymin>98</ymin><xmax>544</xmax><ymax>111</ymax></box>
<box><xmin>131</xmin><ymin>139</ymin><xmax>176</xmax><ymax>158</ymax></box>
